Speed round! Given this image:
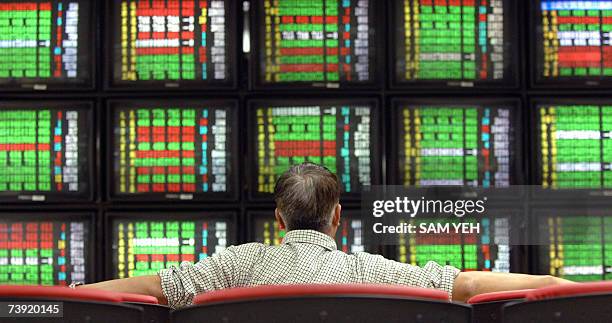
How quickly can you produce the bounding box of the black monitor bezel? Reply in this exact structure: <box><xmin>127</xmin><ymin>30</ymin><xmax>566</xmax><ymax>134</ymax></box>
<box><xmin>0</xmin><ymin>0</ymin><xmax>96</xmax><ymax>92</ymax></box>
<box><xmin>104</xmin><ymin>210</ymin><xmax>238</xmax><ymax>280</ymax></box>
<box><xmin>387</xmin><ymin>0</ymin><xmax>520</xmax><ymax>90</ymax></box>
<box><xmin>387</xmin><ymin>96</ymin><xmax>525</xmax><ymax>195</ymax></box>
<box><xmin>530</xmin><ymin>97</ymin><xmax>612</xmax><ymax>200</ymax></box>
<box><xmin>0</xmin><ymin>211</ymin><xmax>96</xmax><ymax>284</ymax></box>
<box><xmin>529</xmin><ymin>0</ymin><xmax>612</xmax><ymax>89</ymax></box>
<box><xmin>105</xmin><ymin>0</ymin><xmax>238</xmax><ymax>91</ymax></box>
<box><xmin>248</xmin><ymin>0</ymin><xmax>385</xmax><ymax>90</ymax></box>
<box><xmin>246</xmin><ymin>96</ymin><xmax>383</xmax><ymax>202</ymax></box>
<box><xmin>106</xmin><ymin>98</ymin><xmax>240</xmax><ymax>202</ymax></box>
<box><xmin>0</xmin><ymin>100</ymin><xmax>95</xmax><ymax>203</ymax></box>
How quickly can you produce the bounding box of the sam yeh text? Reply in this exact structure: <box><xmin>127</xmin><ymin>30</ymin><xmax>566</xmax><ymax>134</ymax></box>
<box><xmin>372</xmin><ymin>222</ymin><xmax>481</xmax><ymax>234</ymax></box>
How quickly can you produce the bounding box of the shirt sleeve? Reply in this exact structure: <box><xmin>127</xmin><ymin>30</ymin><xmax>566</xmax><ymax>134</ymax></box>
<box><xmin>357</xmin><ymin>253</ymin><xmax>460</xmax><ymax>300</ymax></box>
<box><xmin>158</xmin><ymin>245</ymin><xmax>241</xmax><ymax>309</ymax></box>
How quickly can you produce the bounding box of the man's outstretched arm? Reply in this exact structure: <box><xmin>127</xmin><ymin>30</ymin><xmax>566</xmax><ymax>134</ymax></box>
<box><xmin>452</xmin><ymin>272</ymin><xmax>575</xmax><ymax>302</ymax></box>
<box><xmin>79</xmin><ymin>275</ymin><xmax>167</xmax><ymax>305</ymax></box>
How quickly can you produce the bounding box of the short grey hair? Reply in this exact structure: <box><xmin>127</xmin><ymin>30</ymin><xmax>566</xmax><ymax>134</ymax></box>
<box><xmin>274</xmin><ymin>162</ymin><xmax>341</xmax><ymax>232</ymax></box>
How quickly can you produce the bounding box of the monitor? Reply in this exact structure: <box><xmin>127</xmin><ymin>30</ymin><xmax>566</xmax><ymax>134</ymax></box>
<box><xmin>107</xmin><ymin>211</ymin><xmax>236</xmax><ymax>279</ymax></box>
<box><xmin>395</xmin><ymin>214</ymin><xmax>513</xmax><ymax>272</ymax></box>
<box><xmin>108</xmin><ymin>100</ymin><xmax>237</xmax><ymax>201</ymax></box>
<box><xmin>0</xmin><ymin>0</ymin><xmax>93</xmax><ymax>90</ymax></box>
<box><xmin>533</xmin><ymin>0</ymin><xmax>612</xmax><ymax>87</ymax></box>
<box><xmin>534</xmin><ymin>208</ymin><xmax>612</xmax><ymax>281</ymax></box>
<box><xmin>108</xmin><ymin>0</ymin><xmax>235</xmax><ymax>89</ymax></box>
<box><xmin>0</xmin><ymin>212</ymin><xmax>93</xmax><ymax>285</ymax></box>
<box><xmin>534</xmin><ymin>100</ymin><xmax>612</xmax><ymax>194</ymax></box>
<box><xmin>390</xmin><ymin>98</ymin><xmax>521</xmax><ymax>188</ymax></box>
<box><xmin>391</xmin><ymin>0</ymin><xmax>518</xmax><ymax>88</ymax></box>
<box><xmin>248</xmin><ymin>98</ymin><xmax>380</xmax><ymax>200</ymax></box>
<box><xmin>0</xmin><ymin>101</ymin><xmax>93</xmax><ymax>202</ymax></box>
<box><xmin>248</xmin><ymin>210</ymin><xmax>365</xmax><ymax>254</ymax></box>
<box><xmin>252</xmin><ymin>0</ymin><xmax>380</xmax><ymax>89</ymax></box>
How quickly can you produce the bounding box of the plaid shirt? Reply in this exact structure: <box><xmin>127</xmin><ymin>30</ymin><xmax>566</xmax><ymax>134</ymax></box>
<box><xmin>159</xmin><ymin>230</ymin><xmax>460</xmax><ymax>309</ymax></box>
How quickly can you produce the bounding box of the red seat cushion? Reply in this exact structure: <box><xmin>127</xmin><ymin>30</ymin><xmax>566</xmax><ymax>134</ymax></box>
<box><xmin>0</xmin><ymin>285</ymin><xmax>123</xmax><ymax>303</ymax></box>
<box><xmin>467</xmin><ymin>289</ymin><xmax>533</xmax><ymax>304</ymax></box>
<box><xmin>0</xmin><ymin>285</ymin><xmax>158</xmax><ymax>304</ymax></box>
<box><xmin>194</xmin><ymin>284</ymin><xmax>449</xmax><ymax>305</ymax></box>
<box><xmin>526</xmin><ymin>282</ymin><xmax>612</xmax><ymax>301</ymax></box>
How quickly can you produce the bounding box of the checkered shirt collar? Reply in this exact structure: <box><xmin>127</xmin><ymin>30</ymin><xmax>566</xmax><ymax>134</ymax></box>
<box><xmin>282</xmin><ymin>229</ymin><xmax>338</xmax><ymax>251</ymax></box>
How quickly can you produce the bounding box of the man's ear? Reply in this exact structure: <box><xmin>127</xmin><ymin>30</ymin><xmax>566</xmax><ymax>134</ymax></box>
<box><xmin>331</xmin><ymin>203</ymin><xmax>341</xmax><ymax>227</ymax></box>
<box><xmin>275</xmin><ymin>208</ymin><xmax>286</xmax><ymax>230</ymax></box>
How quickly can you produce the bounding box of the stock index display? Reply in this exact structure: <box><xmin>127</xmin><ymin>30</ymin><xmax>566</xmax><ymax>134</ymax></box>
<box><xmin>111</xmin><ymin>101</ymin><xmax>235</xmax><ymax>200</ymax></box>
<box><xmin>251</xmin><ymin>99</ymin><xmax>378</xmax><ymax>198</ymax></box>
<box><xmin>394</xmin><ymin>101</ymin><xmax>517</xmax><ymax>187</ymax></box>
<box><xmin>0</xmin><ymin>103</ymin><xmax>91</xmax><ymax>202</ymax></box>
<box><xmin>110</xmin><ymin>214</ymin><xmax>231</xmax><ymax>278</ymax></box>
<box><xmin>111</xmin><ymin>0</ymin><xmax>232</xmax><ymax>87</ymax></box>
<box><xmin>256</xmin><ymin>0</ymin><xmax>377</xmax><ymax>88</ymax></box>
<box><xmin>397</xmin><ymin>216</ymin><xmax>511</xmax><ymax>271</ymax></box>
<box><xmin>537</xmin><ymin>211</ymin><xmax>612</xmax><ymax>281</ymax></box>
<box><xmin>0</xmin><ymin>214</ymin><xmax>90</xmax><ymax>285</ymax></box>
<box><xmin>0</xmin><ymin>0</ymin><xmax>91</xmax><ymax>89</ymax></box>
<box><xmin>536</xmin><ymin>0</ymin><xmax>612</xmax><ymax>85</ymax></box>
<box><xmin>538</xmin><ymin>103</ymin><xmax>612</xmax><ymax>189</ymax></box>
<box><xmin>251</xmin><ymin>212</ymin><xmax>365</xmax><ymax>253</ymax></box>
<box><xmin>393</xmin><ymin>0</ymin><xmax>514</xmax><ymax>87</ymax></box>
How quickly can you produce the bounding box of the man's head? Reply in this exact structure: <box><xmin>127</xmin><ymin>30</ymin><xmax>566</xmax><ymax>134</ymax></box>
<box><xmin>274</xmin><ymin>162</ymin><xmax>342</xmax><ymax>237</ymax></box>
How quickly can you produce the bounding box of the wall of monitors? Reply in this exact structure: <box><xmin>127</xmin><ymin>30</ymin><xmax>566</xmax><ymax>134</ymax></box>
<box><xmin>2</xmin><ymin>1</ymin><xmax>612</xmax><ymax>283</ymax></box>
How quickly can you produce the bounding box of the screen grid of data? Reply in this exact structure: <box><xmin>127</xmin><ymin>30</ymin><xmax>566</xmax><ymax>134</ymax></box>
<box><xmin>111</xmin><ymin>216</ymin><xmax>230</xmax><ymax>278</ymax></box>
<box><xmin>0</xmin><ymin>1</ymin><xmax>89</xmax><ymax>86</ymax></box>
<box><xmin>395</xmin><ymin>0</ymin><xmax>509</xmax><ymax>86</ymax></box>
<box><xmin>257</xmin><ymin>0</ymin><xmax>375</xmax><ymax>86</ymax></box>
<box><xmin>538</xmin><ymin>104</ymin><xmax>612</xmax><ymax>189</ymax></box>
<box><xmin>253</xmin><ymin>102</ymin><xmax>375</xmax><ymax>196</ymax></box>
<box><xmin>0</xmin><ymin>106</ymin><xmax>89</xmax><ymax>200</ymax></box>
<box><xmin>0</xmin><ymin>217</ymin><xmax>89</xmax><ymax>285</ymax></box>
<box><xmin>538</xmin><ymin>214</ymin><xmax>612</xmax><ymax>281</ymax></box>
<box><xmin>112</xmin><ymin>104</ymin><xmax>233</xmax><ymax>198</ymax></box>
<box><xmin>537</xmin><ymin>0</ymin><xmax>612</xmax><ymax>82</ymax></box>
<box><xmin>397</xmin><ymin>104</ymin><xmax>514</xmax><ymax>187</ymax></box>
<box><xmin>397</xmin><ymin>216</ymin><xmax>510</xmax><ymax>271</ymax></box>
<box><xmin>251</xmin><ymin>212</ymin><xmax>364</xmax><ymax>253</ymax></box>
<box><xmin>112</xmin><ymin>0</ymin><xmax>230</xmax><ymax>85</ymax></box>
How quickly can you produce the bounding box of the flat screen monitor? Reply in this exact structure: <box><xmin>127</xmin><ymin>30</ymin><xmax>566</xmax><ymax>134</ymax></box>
<box><xmin>252</xmin><ymin>0</ymin><xmax>380</xmax><ymax>89</ymax></box>
<box><xmin>533</xmin><ymin>0</ymin><xmax>612</xmax><ymax>87</ymax></box>
<box><xmin>534</xmin><ymin>208</ymin><xmax>612</xmax><ymax>281</ymax></box>
<box><xmin>0</xmin><ymin>212</ymin><xmax>93</xmax><ymax>285</ymax></box>
<box><xmin>0</xmin><ymin>0</ymin><xmax>93</xmax><ymax>90</ymax></box>
<box><xmin>534</xmin><ymin>99</ymin><xmax>612</xmax><ymax>196</ymax></box>
<box><xmin>0</xmin><ymin>101</ymin><xmax>93</xmax><ymax>202</ymax></box>
<box><xmin>391</xmin><ymin>0</ymin><xmax>518</xmax><ymax>88</ymax></box>
<box><xmin>249</xmin><ymin>210</ymin><xmax>365</xmax><ymax>254</ymax></box>
<box><xmin>390</xmin><ymin>98</ymin><xmax>522</xmax><ymax>188</ymax></box>
<box><xmin>248</xmin><ymin>98</ymin><xmax>380</xmax><ymax>200</ymax></box>
<box><xmin>108</xmin><ymin>0</ymin><xmax>235</xmax><ymax>89</ymax></box>
<box><xmin>108</xmin><ymin>100</ymin><xmax>237</xmax><ymax>201</ymax></box>
<box><xmin>394</xmin><ymin>214</ymin><xmax>513</xmax><ymax>272</ymax></box>
<box><xmin>107</xmin><ymin>211</ymin><xmax>235</xmax><ymax>279</ymax></box>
